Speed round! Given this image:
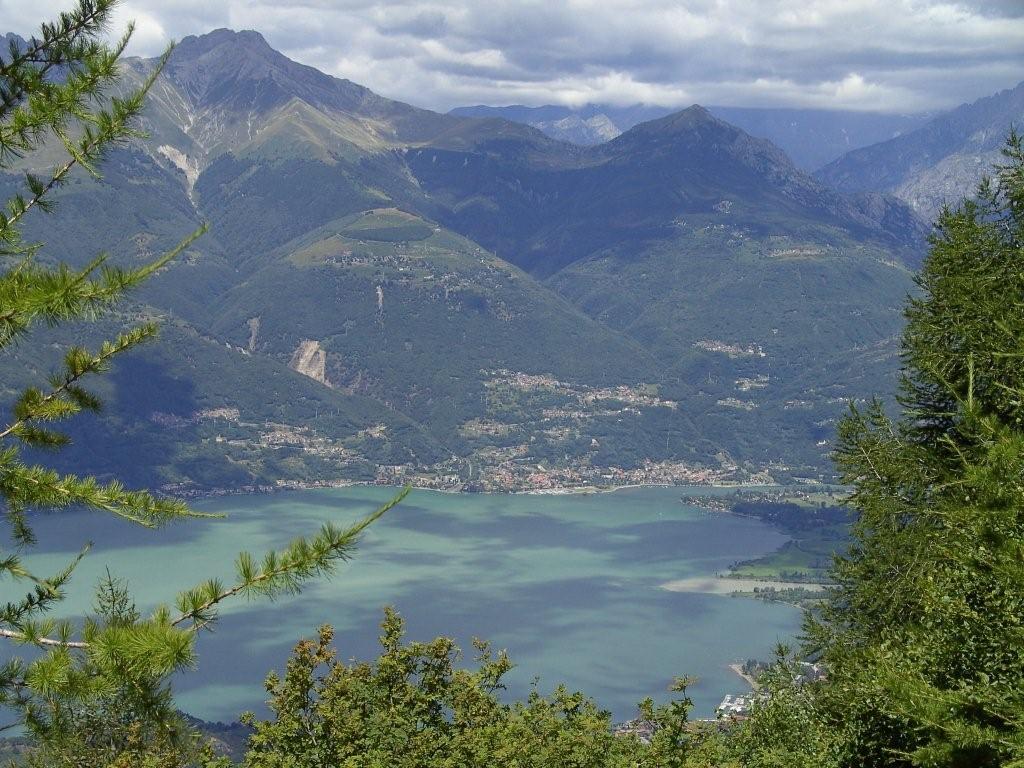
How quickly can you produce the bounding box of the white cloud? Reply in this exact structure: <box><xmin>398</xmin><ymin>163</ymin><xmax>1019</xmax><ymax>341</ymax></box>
<box><xmin>113</xmin><ymin>4</ymin><xmax>169</xmax><ymax>52</ymax></box>
<box><xmin>3</xmin><ymin>0</ymin><xmax>1022</xmax><ymax>112</ymax></box>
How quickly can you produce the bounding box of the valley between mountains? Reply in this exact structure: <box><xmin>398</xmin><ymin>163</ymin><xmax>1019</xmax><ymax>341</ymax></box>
<box><xmin>7</xmin><ymin>28</ymin><xmax>1014</xmax><ymax>496</ymax></box>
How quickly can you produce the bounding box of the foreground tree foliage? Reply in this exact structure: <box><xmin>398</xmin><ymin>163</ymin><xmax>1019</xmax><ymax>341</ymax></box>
<box><xmin>809</xmin><ymin>132</ymin><xmax>1024</xmax><ymax>768</ymax></box>
<box><xmin>1</xmin><ymin>2</ymin><xmax>403</xmax><ymax>764</ymax></box>
<box><xmin>672</xmin><ymin>133</ymin><xmax>1024</xmax><ymax>768</ymax></box>
<box><xmin>725</xmin><ymin>133</ymin><xmax>1024</xmax><ymax>768</ymax></box>
<box><xmin>240</xmin><ymin>608</ymin><xmax>720</xmax><ymax>768</ymax></box>
<box><xmin>5</xmin><ymin>2</ymin><xmax>1023</xmax><ymax>767</ymax></box>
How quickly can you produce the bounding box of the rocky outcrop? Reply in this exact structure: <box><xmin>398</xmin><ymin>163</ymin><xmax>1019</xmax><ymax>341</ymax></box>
<box><xmin>288</xmin><ymin>340</ymin><xmax>329</xmax><ymax>386</ymax></box>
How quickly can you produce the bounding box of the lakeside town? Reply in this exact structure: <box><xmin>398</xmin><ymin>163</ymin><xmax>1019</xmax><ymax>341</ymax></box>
<box><xmin>161</xmin><ymin>455</ymin><xmax>767</xmax><ymax>499</ymax></box>
<box><xmin>155</xmin><ymin>367</ymin><xmax>798</xmax><ymax>498</ymax></box>
<box><xmin>161</xmin><ymin>447</ymin><xmax>774</xmax><ymax>499</ymax></box>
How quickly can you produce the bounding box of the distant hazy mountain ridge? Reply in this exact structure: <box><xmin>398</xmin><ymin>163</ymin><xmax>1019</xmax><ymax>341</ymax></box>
<box><xmin>451</xmin><ymin>102</ymin><xmax>930</xmax><ymax>170</ymax></box>
<box><xmin>818</xmin><ymin>80</ymin><xmax>1024</xmax><ymax>219</ymax></box>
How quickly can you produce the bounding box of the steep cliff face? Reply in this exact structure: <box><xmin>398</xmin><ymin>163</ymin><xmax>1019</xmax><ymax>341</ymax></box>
<box><xmin>289</xmin><ymin>340</ymin><xmax>329</xmax><ymax>386</ymax></box>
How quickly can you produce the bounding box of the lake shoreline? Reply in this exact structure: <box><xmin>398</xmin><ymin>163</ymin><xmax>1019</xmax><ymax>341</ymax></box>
<box><xmin>728</xmin><ymin>663</ymin><xmax>761</xmax><ymax>691</ymax></box>
<box><xmin>659</xmin><ymin>576</ymin><xmax>830</xmax><ymax>595</ymax></box>
<box><xmin>168</xmin><ymin>477</ymin><xmax>787</xmax><ymax>502</ymax></box>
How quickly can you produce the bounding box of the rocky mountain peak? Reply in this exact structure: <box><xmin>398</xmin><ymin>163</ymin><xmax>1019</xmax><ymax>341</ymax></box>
<box><xmin>603</xmin><ymin>104</ymin><xmax>796</xmax><ymax>178</ymax></box>
<box><xmin>160</xmin><ymin>27</ymin><xmax>374</xmax><ymax>115</ymax></box>
<box><xmin>174</xmin><ymin>28</ymin><xmax>274</xmax><ymax>58</ymax></box>
<box><xmin>2</xmin><ymin>32</ymin><xmax>27</xmax><ymax>49</ymax></box>
<box><xmin>610</xmin><ymin>104</ymin><xmax>774</xmax><ymax>154</ymax></box>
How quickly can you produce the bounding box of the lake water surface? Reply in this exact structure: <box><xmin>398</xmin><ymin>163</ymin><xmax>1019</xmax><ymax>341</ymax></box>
<box><xmin>19</xmin><ymin>486</ymin><xmax>800</xmax><ymax>720</ymax></box>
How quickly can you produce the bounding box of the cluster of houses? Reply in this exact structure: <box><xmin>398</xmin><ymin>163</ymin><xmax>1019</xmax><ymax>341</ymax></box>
<box><xmin>715</xmin><ymin>693</ymin><xmax>758</xmax><ymax>719</ymax></box>
<box><xmin>610</xmin><ymin>660</ymin><xmax>828</xmax><ymax>745</ymax></box>
<box><xmin>715</xmin><ymin>661</ymin><xmax>827</xmax><ymax>721</ymax></box>
<box><xmin>613</xmin><ymin>659</ymin><xmax>828</xmax><ymax>744</ymax></box>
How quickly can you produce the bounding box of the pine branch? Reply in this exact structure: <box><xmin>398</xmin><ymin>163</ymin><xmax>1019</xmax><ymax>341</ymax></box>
<box><xmin>0</xmin><ymin>629</ymin><xmax>86</xmax><ymax>649</ymax></box>
<box><xmin>0</xmin><ymin>543</ymin><xmax>90</xmax><ymax>626</ymax></box>
<box><xmin>0</xmin><ymin>491</ymin><xmax>409</xmax><ymax>652</ymax></box>
<box><xmin>0</xmin><ymin>0</ymin><xmax>117</xmax><ymax>117</ymax></box>
<box><xmin>1</xmin><ymin>31</ymin><xmax>152</xmax><ymax>247</ymax></box>
<box><xmin>2</xmin><ymin>31</ymin><xmax>136</xmax><ymax>225</ymax></box>
<box><xmin>0</xmin><ymin>224</ymin><xmax>206</xmax><ymax>349</ymax></box>
<box><xmin>0</xmin><ymin>324</ymin><xmax>156</xmax><ymax>442</ymax></box>
<box><xmin>1</xmin><ymin>35</ymin><xmax>176</xmax><ymax>256</ymax></box>
<box><xmin>0</xmin><ymin>27</ymin><xmax>127</xmax><ymax>170</ymax></box>
<box><xmin>0</xmin><ymin>460</ymin><xmax>197</xmax><ymax>528</ymax></box>
<box><xmin>170</xmin><ymin>488</ymin><xmax>410</xmax><ymax>632</ymax></box>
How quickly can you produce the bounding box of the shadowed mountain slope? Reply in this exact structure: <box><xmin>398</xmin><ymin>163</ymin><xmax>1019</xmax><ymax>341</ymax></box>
<box><xmin>451</xmin><ymin>102</ymin><xmax>930</xmax><ymax>170</ymax></box>
<box><xmin>408</xmin><ymin>105</ymin><xmax>925</xmax><ymax>276</ymax></box>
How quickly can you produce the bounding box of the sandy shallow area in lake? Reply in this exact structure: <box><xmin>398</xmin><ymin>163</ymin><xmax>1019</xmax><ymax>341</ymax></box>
<box><xmin>660</xmin><ymin>576</ymin><xmax>829</xmax><ymax>594</ymax></box>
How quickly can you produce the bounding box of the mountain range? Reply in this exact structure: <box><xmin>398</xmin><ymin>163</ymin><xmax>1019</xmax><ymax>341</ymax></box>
<box><xmin>450</xmin><ymin>103</ymin><xmax>932</xmax><ymax>170</ymax></box>
<box><xmin>6</xmin><ymin>28</ymin><xmax>1016</xmax><ymax>493</ymax></box>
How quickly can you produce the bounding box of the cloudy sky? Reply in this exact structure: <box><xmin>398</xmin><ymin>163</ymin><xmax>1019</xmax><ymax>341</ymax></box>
<box><xmin>4</xmin><ymin>0</ymin><xmax>1024</xmax><ymax>113</ymax></box>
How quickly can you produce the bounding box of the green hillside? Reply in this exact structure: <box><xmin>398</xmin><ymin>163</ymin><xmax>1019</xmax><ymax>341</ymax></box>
<box><xmin>206</xmin><ymin>208</ymin><xmax>673</xmax><ymax>455</ymax></box>
<box><xmin>402</xmin><ymin>106</ymin><xmax>922</xmax><ymax>473</ymax></box>
<box><xmin>5</xmin><ymin>312</ymin><xmax>443</xmax><ymax>493</ymax></box>
<box><xmin>549</xmin><ymin>220</ymin><xmax>913</xmax><ymax>463</ymax></box>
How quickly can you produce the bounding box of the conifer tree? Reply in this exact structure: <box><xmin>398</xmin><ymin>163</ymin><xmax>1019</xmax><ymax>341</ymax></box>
<box><xmin>0</xmin><ymin>2</ymin><xmax>404</xmax><ymax>763</ymax></box>
<box><xmin>804</xmin><ymin>132</ymin><xmax>1024</xmax><ymax>767</ymax></box>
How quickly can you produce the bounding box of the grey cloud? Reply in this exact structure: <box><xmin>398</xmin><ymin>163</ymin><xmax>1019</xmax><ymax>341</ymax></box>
<box><xmin>375</xmin><ymin>10</ymin><xmax>448</xmax><ymax>38</ymax></box>
<box><xmin>963</xmin><ymin>0</ymin><xmax>1024</xmax><ymax>19</ymax></box>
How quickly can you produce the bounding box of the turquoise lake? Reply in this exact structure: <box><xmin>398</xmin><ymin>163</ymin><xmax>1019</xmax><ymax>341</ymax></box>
<box><xmin>17</xmin><ymin>485</ymin><xmax>800</xmax><ymax>721</ymax></box>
